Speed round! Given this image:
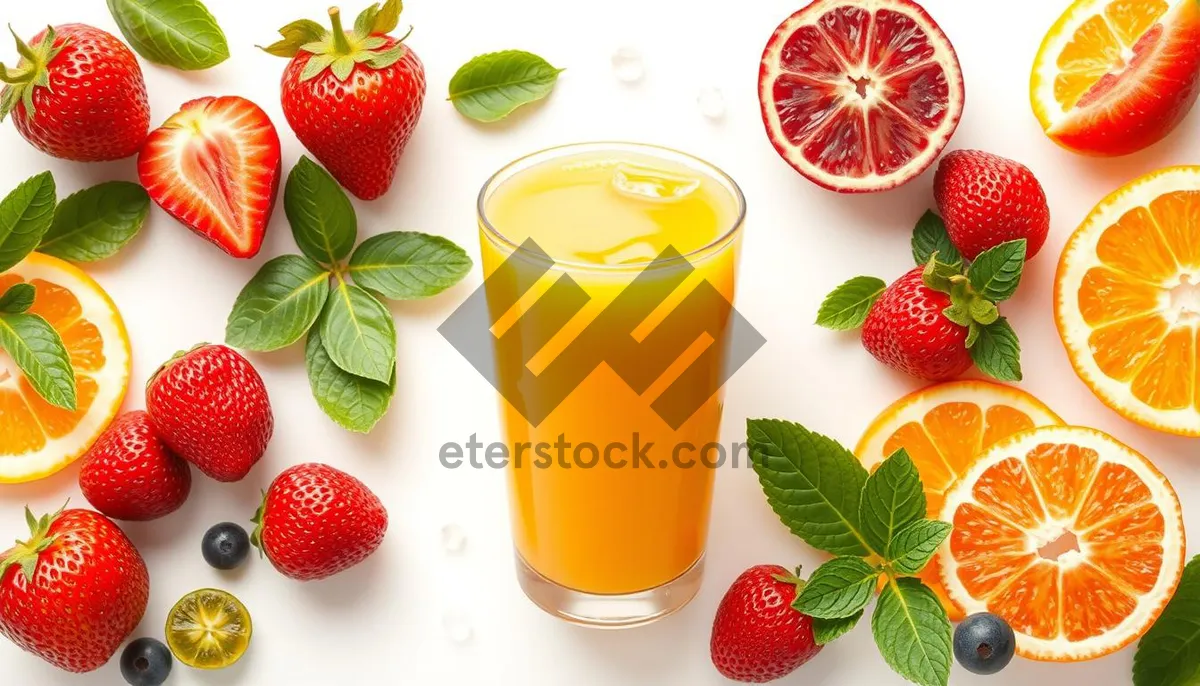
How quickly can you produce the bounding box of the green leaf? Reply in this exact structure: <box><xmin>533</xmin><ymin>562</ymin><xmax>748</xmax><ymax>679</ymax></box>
<box><xmin>965</xmin><ymin>321</ymin><xmax>981</xmax><ymax>349</ymax></box>
<box><xmin>348</xmin><ymin>231</ymin><xmax>472</xmax><ymax>300</ymax></box>
<box><xmin>354</xmin><ymin>0</ymin><xmax>402</xmax><ymax>36</ymax></box>
<box><xmin>921</xmin><ymin>256</ymin><xmax>962</xmax><ymax>295</ymax></box>
<box><xmin>305</xmin><ymin>326</ymin><xmax>395</xmax><ymax>433</ymax></box>
<box><xmin>887</xmin><ymin>520</ymin><xmax>952</xmax><ymax>575</ymax></box>
<box><xmin>284</xmin><ymin>157</ymin><xmax>358</xmax><ymax>265</ymax></box>
<box><xmin>794</xmin><ymin>557</ymin><xmax>880</xmax><ymax>619</ymax></box>
<box><xmin>860</xmin><ymin>449</ymin><xmax>926</xmax><ymax>556</ymax></box>
<box><xmin>225</xmin><ymin>255</ymin><xmax>330</xmax><ymax>352</ymax></box>
<box><xmin>320</xmin><ymin>281</ymin><xmax>396</xmax><ymax>383</ymax></box>
<box><xmin>814</xmin><ymin>611</ymin><xmax>863</xmax><ymax>645</ymax></box>
<box><xmin>815</xmin><ymin>276</ymin><xmax>886</xmax><ymax>330</ymax></box>
<box><xmin>106</xmin><ymin>0</ymin><xmax>229</xmax><ymax>70</ymax></box>
<box><xmin>968</xmin><ymin>298</ymin><xmax>999</xmax><ymax>326</ymax></box>
<box><xmin>0</xmin><ymin>283</ymin><xmax>34</xmax><ymax>313</ymax></box>
<box><xmin>746</xmin><ymin>418</ymin><xmax>871</xmax><ymax>557</ymax></box>
<box><xmin>872</xmin><ymin>578</ymin><xmax>952</xmax><ymax>686</ymax></box>
<box><xmin>911</xmin><ymin>211</ymin><xmax>961</xmax><ymax>267</ymax></box>
<box><xmin>970</xmin><ymin>317</ymin><xmax>1022</xmax><ymax>382</ymax></box>
<box><xmin>260</xmin><ymin>19</ymin><xmax>327</xmax><ymax>58</ymax></box>
<box><xmin>967</xmin><ymin>239</ymin><xmax>1027</xmax><ymax>302</ymax></box>
<box><xmin>1135</xmin><ymin>555</ymin><xmax>1200</xmax><ymax>686</ymax></box>
<box><xmin>0</xmin><ymin>312</ymin><xmax>76</xmax><ymax>410</ymax></box>
<box><xmin>38</xmin><ymin>182</ymin><xmax>149</xmax><ymax>262</ymax></box>
<box><xmin>0</xmin><ymin>172</ymin><xmax>55</xmax><ymax>272</ymax></box>
<box><xmin>941</xmin><ymin>303</ymin><xmax>971</xmax><ymax>327</ymax></box>
<box><xmin>448</xmin><ymin>50</ymin><xmax>564</xmax><ymax>123</ymax></box>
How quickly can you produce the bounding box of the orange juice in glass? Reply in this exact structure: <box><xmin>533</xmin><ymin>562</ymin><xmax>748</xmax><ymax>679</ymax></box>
<box><xmin>478</xmin><ymin>142</ymin><xmax>746</xmax><ymax>627</ymax></box>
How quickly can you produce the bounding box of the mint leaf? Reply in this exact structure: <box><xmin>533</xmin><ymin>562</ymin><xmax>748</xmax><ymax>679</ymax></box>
<box><xmin>38</xmin><ymin>182</ymin><xmax>149</xmax><ymax>262</ymax></box>
<box><xmin>349</xmin><ymin>231</ymin><xmax>473</xmax><ymax>300</ymax></box>
<box><xmin>794</xmin><ymin>557</ymin><xmax>880</xmax><ymax>619</ymax></box>
<box><xmin>746</xmin><ymin>419</ymin><xmax>871</xmax><ymax>556</ymax></box>
<box><xmin>449</xmin><ymin>50</ymin><xmax>564</xmax><ymax>123</ymax></box>
<box><xmin>0</xmin><ymin>283</ymin><xmax>34</xmax><ymax>313</ymax></box>
<box><xmin>872</xmin><ymin>578</ymin><xmax>952</xmax><ymax>686</ymax></box>
<box><xmin>0</xmin><ymin>312</ymin><xmax>76</xmax><ymax>410</ymax></box>
<box><xmin>815</xmin><ymin>276</ymin><xmax>885</xmax><ymax>330</ymax></box>
<box><xmin>967</xmin><ymin>239</ymin><xmax>1026</xmax><ymax>302</ymax></box>
<box><xmin>911</xmin><ymin>211</ymin><xmax>960</xmax><ymax>267</ymax></box>
<box><xmin>305</xmin><ymin>327</ymin><xmax>395</xmax><ymax>433</ymax></box>
<box><xmin>860</xmin><ymin>449</ymin><xmax>926</xmax><ymax>556</ymax></box>
<box><xmin>1134</xmin><ymin>555</ymin><xmax>1200</xmax><ymax>686</ymax></box>
<box><xmin>285</xmin><ymin>157</ymin><xmax>358</xmax><ymax>266</ymax></box>
<box><xmin>887</xmin><ymin>520</ymin><xmax>952</xmax><ymax>575</ymax></box>
<box><xmin>813</xmin><ymin>612</ymin><xmax>863</xmax><ymax>646</ymax></box>
<box><xmin>970</xmin><ymin>317</ymin><xmax>1022</xmax><ymax>382</ymax></box>
<box><xmin>106</xmin><ymin>0</ymin><xmax>229</xmax><ymax>70</ymax></box>
<box><xmin>226</xmin><ymin>255</ymin><xmax>330</xmax><ymax>352</ymax></box>
<box><xmin>0</xmin><ymin>172</ymin><xmax>55</xmax><ymax>272</ymax></box>
<box><xmin>320</xmin><ymin>281</ymin><xmax>396</xmax><ymax>383</ymax></box>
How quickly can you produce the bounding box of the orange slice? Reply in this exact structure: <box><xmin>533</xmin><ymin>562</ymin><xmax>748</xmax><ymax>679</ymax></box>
<box><xmin>1031</xmin><ymin>0</ymin><xmax>1200</xmax><ymax>156</ymax></box>
<box><xmin>939</xmin><ymin>426</ymin><xmax>1185</xmax><ymax>661</ymax></box>
<box><xmin>1055</xmin><ymin>166</ymin><xmax>1200</xmax><ymax>435</ymax></box>
<box><xmin>855</xmin><ymin>381</ymin><xmax>1063</xmax><ymax>619</ymax></box>
<box><xmin>0</xmin><ymin>253</ymin><xmax>130</xmax><ymax>482</ymax></box>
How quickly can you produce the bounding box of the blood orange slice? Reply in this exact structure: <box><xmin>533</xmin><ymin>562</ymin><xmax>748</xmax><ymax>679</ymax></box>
<box><xmin>939</xmin><ymin>426</ymin><xmax>1185</xmax><ymax>661</ymax></box>
<box><xmin>758</xmin><ymin>0</ymin><xmax>964</xmax><ymax>193</ymax></box>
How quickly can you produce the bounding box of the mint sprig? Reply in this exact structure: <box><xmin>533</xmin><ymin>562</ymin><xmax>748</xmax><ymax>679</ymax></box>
<box><xmin>449</xmin><ymin>50</ymin><xmax>564</xmax><ymax>123</ymax></box>
<box><xmin>225</xmin><ymin>156</ymin><xmax>472</xmax><ymax>433</ymax></box>
<box><xmin>1135</xmin><ymin>555</ymin><xmax>1200</xmax><ymax>686</ymax></box>
<box><xmin>748</xmin><ymin>418</ymin><xmax>953</xmax><ymax>686</ymax></box>
<box><xmin>816</xmin><ymin>212</ymin><xmax>1025</xmax><ymax>382</ymax></box>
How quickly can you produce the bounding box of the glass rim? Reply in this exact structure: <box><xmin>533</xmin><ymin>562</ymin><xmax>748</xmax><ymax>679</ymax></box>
<box><xmin>476</xmin><ymin>141</ymin><xmax>747</xmax><ymax>272</ymax></box>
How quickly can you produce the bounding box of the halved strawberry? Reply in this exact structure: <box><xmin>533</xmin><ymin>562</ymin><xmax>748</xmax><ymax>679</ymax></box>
<box><xmin>138</xmin><ymin>96</ymin><xmax>282</xmax><ymax>258</ymax></box>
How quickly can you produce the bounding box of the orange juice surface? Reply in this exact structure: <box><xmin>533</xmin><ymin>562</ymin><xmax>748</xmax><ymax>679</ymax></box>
<box><xmin>481</xmin><ymin>148</ymin><xmax>743</xmax><ymax>594</ymax></box>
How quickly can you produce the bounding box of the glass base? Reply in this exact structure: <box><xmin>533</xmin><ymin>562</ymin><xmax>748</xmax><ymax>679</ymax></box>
<box><xmin>515</xmin><ymin>553</ymin><xmax>704</xmax><ymax>629</ymax></box>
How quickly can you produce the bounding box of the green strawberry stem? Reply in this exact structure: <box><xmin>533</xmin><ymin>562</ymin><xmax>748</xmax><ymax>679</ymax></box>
<box><xmin>0</xmin><ymin>25</ymin><xmax>66</xmax><ymax>120</ymax></box>
<box><xmin>250</xmin><ymin>490</ymin><xmax>268</xmax><ymax>557</ymax></box>
<box><xmin>0</xmin><ymin>504</ymin><xmax>65</xmax><ymax>583</ymax></box>
<box><xmin>772</xmin><ymin>566</ymin><xmax>807</xmax><ymax>594</ymax></box>
<box><xmin>327</xmin><ymin>8</ymin><xmax>352</xmax><ymax>55</ymax></box>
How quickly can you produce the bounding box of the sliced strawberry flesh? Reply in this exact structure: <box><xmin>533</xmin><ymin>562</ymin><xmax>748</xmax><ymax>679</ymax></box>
<box><xmin>139</xmin><ymin>96</ymin><xmax>281</xmax><ymax>258</ymax></box>
<box><xmin>766</xmin><ymin>2</ymin><xmax>957</xmax><ymax>181</ymax></box>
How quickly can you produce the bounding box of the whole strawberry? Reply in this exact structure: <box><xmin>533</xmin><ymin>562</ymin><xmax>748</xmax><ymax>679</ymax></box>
<box><xmin>263</xmin><ymin>0</ymin><xmax>425</xmax><ymax>200</ymax></box>
<box><xmin>818</xmin><ymin>222</ymin><xmax>1029</xmax><ymax>383</ymax></box>
<box><xmin>146</xmin><ymin>344</ymin><xmax>274</xmax><ymax>483</ymax></box>
<box><xmin>0</xmin><ymin>24</ymin><xmax>149</xmax><ymax>161</ymax></box>
<box><xmin>861</xmin><ymin>266</ymin><xmax>972</xmax><ymax>381</ymax></box>
<box><xmin>78</xmin><ymin>411</ymin><xmax>192</xmax><ymax>521</ymax></box>
<box><xmin>934</xmin><ymin>150</ymin><xmax>1050</xmax><ymax>261</ymax></box>
<box><xmin>253</xmin><ymin>463</ymin><xmax>388</xmax><ymax>581</ymax></box>
<box><xmin>0</xmin><ymin>508</ymin><xmax>149</xmax><ymax>673</ymax></box>
<box><xmin>711</xmin><ymin>565</ymin><xmax>821</xmax><ymax>683</ymax></box>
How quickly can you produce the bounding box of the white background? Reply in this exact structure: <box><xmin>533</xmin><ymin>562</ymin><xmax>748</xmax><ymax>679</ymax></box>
<box><xmin>2</xmin><ymin>0</ymin><xmax>1198</xmax><ymax>684</ymax></box>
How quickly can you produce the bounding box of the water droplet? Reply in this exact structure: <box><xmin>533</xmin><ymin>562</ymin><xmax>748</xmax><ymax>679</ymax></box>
<box><xmin>697</xmin><ymin>87</ymin><xmax>726</xmax><ymax>120</ymax></box>
<box><xmin>443</xmin><ymin>611</ymin><xmax>473</xmax><ymax>644</ymax></box>
<box><xmin>611</xmin><ymin>47</ymin><xmax>644</xmax><ymax>84</ymax></box>
<box><xmin>611</xmin><ymin>162</ymin><xmax>700</xmax><ymax>203</ymax></box>
<box><xmin>441</xmin><ymin>523</ymin><xmax>466</xmax><ymax>555</ymax></box>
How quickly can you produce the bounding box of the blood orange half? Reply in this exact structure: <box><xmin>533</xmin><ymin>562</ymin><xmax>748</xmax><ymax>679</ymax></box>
<box><xmin>758</xmin><ymin>0</ymin><xmax>964</xmax><ymax>193</ymax></box>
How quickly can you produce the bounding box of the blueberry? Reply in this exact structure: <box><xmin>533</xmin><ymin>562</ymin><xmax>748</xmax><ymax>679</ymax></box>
<box><xmin>954</xmin><ymin>612</ymin><xmax>1016</xmax><ymax>675</ymax></box>
<box><xmin>202</xmin><ymin>522</ymin><xmax>251</xmax><ymax>570</ymax></box>
<box><xmin>120</xmin><ymin>638</ymin><xmax>172</xmax><ymax>686</ymax></box>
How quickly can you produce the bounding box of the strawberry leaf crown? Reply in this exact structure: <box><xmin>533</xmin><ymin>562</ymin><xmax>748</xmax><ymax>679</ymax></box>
<box><xmin>0</xmin><ymin>504</ymin><xmax>66</xmax><ymax>583</ymax></box>
<box><xmin>260</xmin><ymin>0</ymin><xmax>411</xmax><ymax>82</ymax></box>
<box><xmin>0</xmin><ymin>25</ymin><xmax>67</xmax><ymax>122</ymax></box>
